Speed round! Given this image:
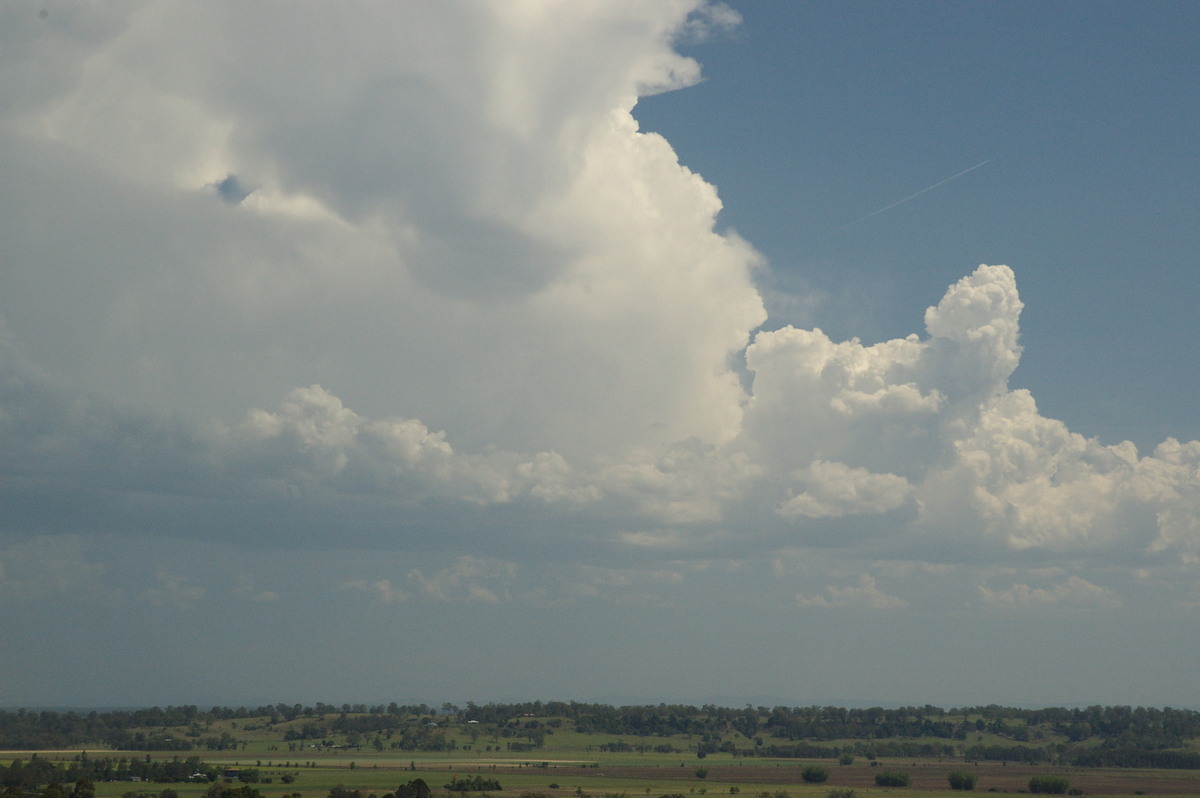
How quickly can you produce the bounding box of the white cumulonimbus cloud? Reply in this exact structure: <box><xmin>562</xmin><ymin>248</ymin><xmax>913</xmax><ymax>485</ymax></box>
<box><xmin>0</xmin><ymin>0</ymin><xmax>1198</xmax><ymax>598</ymax></box>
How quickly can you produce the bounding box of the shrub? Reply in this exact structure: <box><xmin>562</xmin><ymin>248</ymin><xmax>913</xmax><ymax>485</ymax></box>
<box><xmin>947</xmin><ymin>772</ymin><xmax>977</xmax><ymax>791</ymax></box>
<box><xmin>874</xmin><ymin>771</ymin><xmax>910</xmax><ymax>788</ymax></box>
<box><xmin>801</xmin><ymin>767</ymin><xmax>829</xmax><ymax>784</ymax></box>
<box><xmin>827</xmin><ymin>790</ymin><xmax>857</xmax><ymax>798</ymax></box>
<box><xmin>1028</xmin><ymin>776</ymin><xmax>1069</xmax><ymax>795</ymax></box>
<box><xmin>838</xmin><ymin>755</ymin><xmax>854</xmax><ymax>766</ymax></box>
<box><xmin>695</xmin><ymin>770</ymin><xmax>708</xmax><ymax>780</ymax></box>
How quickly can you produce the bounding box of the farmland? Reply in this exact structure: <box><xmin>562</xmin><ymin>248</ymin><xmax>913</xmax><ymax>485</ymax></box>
<box><xmin>3</xmin><ymin>704</ymin><xmax>1199</xmax><ymax>798</ymax></box>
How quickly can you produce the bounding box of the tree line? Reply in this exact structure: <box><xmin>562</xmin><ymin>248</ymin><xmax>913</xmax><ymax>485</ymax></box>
<box><xmin>0</xmin><ymin>753</ymin><xmax>217</xmax><ymax>790</ymax></box>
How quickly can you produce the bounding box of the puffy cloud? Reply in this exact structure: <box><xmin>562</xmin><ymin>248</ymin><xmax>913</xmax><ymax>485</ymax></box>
<box><xmin>916</xmin><ymin>390</ymin><xmax>1137</xmax><ymax>551</ymax></box>
<box><xmin>1140</xmin><ymin>438</ymin><xmax>1200</xmax><ymax>564</ymax></box>
<box><xmin>741</xmin><ymin>264</ymin><xmax>1019</xmax><ymax>481</ymax></box>
<box><xmin>228</xmin><ymin>384</ymin><xmax>603</xmax><ymax>509</ymax></box>
<box><xmin>922</xmin><ymin>264</ymin><xmax>1023</xmax><ymax>400</ymax></box>
<box><xmin>778</xmin><ymin>460</ymin><xmax>912</xmax><ymax>519</ymax></box>
<box><xmin>593</xmin><ymin>440</ymin><xmax>760</xmax><ymax>523</ymax></box>
<box><xmin>796</xmin><ymin>574</ymin><xmax>907</xmax><ymax>610</ymax></box>
<box><xmin>979</xmin><ymin>575</ymin><xmax>1120</xmax><ymax>609</ymax></box>
<box><xmin>916</xmin><ymin>394</ymin><xmax>1200</xmax><ymax>564</ymax></box>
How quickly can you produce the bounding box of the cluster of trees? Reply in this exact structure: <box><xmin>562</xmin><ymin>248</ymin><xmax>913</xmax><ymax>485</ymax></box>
<box><xmin>447</xmin><ymin>701</ymin><xmax>1200</xmax><ymax>754</ymax></box>
<box><xmin>198</xmin><ymin>733</ymin><xmax>242</xmax><ymax>752</ymax></box>
<box><xmin>873</xmin><ymin>771</ymin><xmax>910</xmax><ymax>788</ymax></box>
<box><xmin>204</xmin><ymin>785</ymin><xmax>271</xmax><ymax>798</ymax></box>
<box><xmin>947</xmin><ymin>771</ymin><xmax>976</xmax><ymax>790</ymax></box>
<box><xmin>1068</xmin><ymin>748</ymin><xmax>1200</xmax><ymax>768</ymax></box>
<box><xmin>1031</xmin><ymin>705</ymin><xmax>1200</xmax><ymax>746</ymax></box>
<box><xmin>282</xmin><ymin>718</ymin><xmax>456</xmax><ymax>753</ymax></box>
<box><xmin>328</xmin><ymin>786</ymin><xmax>373</xmax><ymax>798</ymax></box>
<box><xmin>0</xmin><ymin>709</ymin><xmax>202</xmax><ymax>750</ymax></box>
<box><xmin>395</xmin><ymin>779</ymin><xmax>433</xmax><ymax>798</ymax></box>
<box><xmin>330</xmin><ymin>719</ymin><xmax>457</xmax><ymax>753</ymax></box>
<box><xmin>1027</xmin><ymin>775</ymin><xmax>1070</xmax><ymax>794</ymax></box>
<box><xmin>214</xmin><ymin>704</ymin><xmax>437</xmax><ymax>722</ymax></box>
<box><xmin>596</xmin><ymin>742</ymin><xmax>679</xmax><ymax>755</ymax></box>
<box><xmin>736</xmin><ymin>741</ymin><xmax>956</xmax><ymax>760</ymax></box>
<box><xmin>756</xmin><ymin>704</ymin><xmax>1200</xmax><ymax>745</ymax></box>
<box><xmin>961</xmin><ymin>744</ymin><xmax>1200</xmax><ymax>768</ymax></box>
<box><xmin>1</xmin><ymin>755</ymin><xmax>76</xmax><ymax>789</ymax></box>
<box><xmin>114</xmin><ymin>789</ymin><xmax>178</xmax><ymax>798</ymax></box>
<box><xmin>766</xmin><ymin>707</ymin><xmax>958</xmax><ymax>741</ymax></box>
<box><xmin>0</xmin><ymin>754</ymin><xmax>217</xmax><ymax>789</ymax></box>
<box><xmin>0</xmin><ymin>705</ymin><xmax>446</xmax><ymax>750</ymax></box>
<box><xmin>444</xmin><ymin>777</ymin><xmax>502</xmax><ymax>792</ymax></box>
<box><xmin>799</xmin><ymin>766</ymin><xmax>828</xmax><ymax>784</ymax></box>
<box><xmin>961</xmin><ymin>744</ymin><xmax>1047</xmax><ymax>764</ymax></box>
<box><xmin>327</xmin><ymin>777</ymin><xmax>436</xmax><ymax>798</ymax></box>
<box><xmin>1</xmin><ymin>779</ymin><xmax>97</xmax><ymax>798</ymax></box>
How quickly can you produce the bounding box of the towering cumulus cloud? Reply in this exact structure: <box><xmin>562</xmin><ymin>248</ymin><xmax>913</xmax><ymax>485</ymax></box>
<box><xmin>0</xmin><ymin>0</ymin><xmax>761</xmax><ymax>461</ymax></box>
<box><xmin>0</xmin><ymin>0</ymin><xmax>1197</xmax><ymax>629</ymax></box>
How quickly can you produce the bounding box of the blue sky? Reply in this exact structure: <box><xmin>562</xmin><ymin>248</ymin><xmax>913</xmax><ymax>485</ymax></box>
<box><xmin>1</xmin><ymin>1</ymin><xmax>1198</xmax><ymax>710</ymax></box>
<box><xmin>636</xmin><ymin>0</ymin><xmax>1200</xmax><ymax>453</ymax></box>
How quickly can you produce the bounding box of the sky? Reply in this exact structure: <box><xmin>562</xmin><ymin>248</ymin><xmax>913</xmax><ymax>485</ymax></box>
<box><xmin>1</xmin><ymin>1</ymin><xmax>1198</xmax><ymax>711</ymax></box>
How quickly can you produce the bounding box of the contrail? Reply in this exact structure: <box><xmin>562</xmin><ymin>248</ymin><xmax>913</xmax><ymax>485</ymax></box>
<box><xmin>827</xmin><ymin>159</ymin><xmax>991</xmax><ymax>235</ymax></box>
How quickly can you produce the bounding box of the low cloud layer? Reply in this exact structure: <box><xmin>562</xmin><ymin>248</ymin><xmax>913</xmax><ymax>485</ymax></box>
<box><xmin>1</xmin><ymin>1</ymin><xmax>1197</xmax><ymax>705</ymax></box>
